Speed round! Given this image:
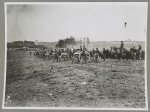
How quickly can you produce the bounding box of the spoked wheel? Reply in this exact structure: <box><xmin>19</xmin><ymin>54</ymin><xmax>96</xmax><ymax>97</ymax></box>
<box><xmin>80</xmin><ymin>53</ymin><xmax>90</xmax><ymax>63</ymax></box>
<box><xmin>72</xmin><ymin>51</ymin><xmax>91</xmax><ymax>63</ymax></box>
<box><xmin>72</xmin><ymin>53</ymin><xmax>80</xmax><ymax>63</ymax></box>
<box><xmin>61</xmin><ymin>54</ymin><xmax>69</xmax><ymax>61</ymax></box>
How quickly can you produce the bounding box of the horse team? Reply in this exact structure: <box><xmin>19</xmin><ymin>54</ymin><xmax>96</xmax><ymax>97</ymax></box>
<box><xmin>32</xmin><ymin>42</ymin><xmax>145</xmax><ymax>63</ymax></box>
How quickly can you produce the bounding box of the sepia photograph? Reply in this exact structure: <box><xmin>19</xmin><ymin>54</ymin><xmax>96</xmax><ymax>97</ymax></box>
<box><xmin>3</xmin><ymin>2</ymin><xmax>148</xmax><ymax>110</ymax></box>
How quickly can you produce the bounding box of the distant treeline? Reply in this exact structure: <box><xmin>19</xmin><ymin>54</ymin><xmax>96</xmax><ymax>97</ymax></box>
<box><xmin>56</xmin><ymin>36</ymin><xmax>90</xmax><ymax>48</ymax></box>
<box><xmin>7</xmin><ymin>41</ymin><xmax>46</xmax><ymax>49</ymax></box>
<box><xmin>56</xmin><ymin>37</ymin><xmax>76</xmax><ymax>48</ymax></box>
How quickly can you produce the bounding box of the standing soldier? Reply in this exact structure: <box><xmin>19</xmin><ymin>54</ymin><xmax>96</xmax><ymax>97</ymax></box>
<box><xmin>80</xmin><ymin>45</ymin><xmax>82</xmax><ymax>51</ymax></box>
<box><xmin>69</xmin><ymin>49</ymin><xmax>73</xmax><ymax>60</ymax></box>
<box><xmin>103</xmin><ymin>48</ymin><xmax>106</xmax><ymax>57</ymax></box>
<box><xmin>95</xmin><ymin>48</ymin><xmax>100</xmax><ymax>62</ymax></box>
<box><xmin>83</xmin><ymin>45</ymin><xmax>87</xmax><ymax>51</ymax></box>
<box><xmin>130</xmin><ymin>47</ymin><xmax>136</xmax><ymax>60</ymax></box>
<box><xmin>58</xmin><ymin>49</ymin><xmax>62</xmax><ymax>61</ymax></box>
<box><xmin>81</xmin><ymin>50</ymin><xmax>87</xmax><ymax>63</ymax></box>
<box><xmin>120</xmin><ymin>41</ymin><xmax>124</xmax><ymax>49</ymax></box>
<box><xmin>141</xmin><ymin>50</ymin><xmax>145</xmax><ymax>60</ymax></box>
<box><xmin>53</xmin><ymin>49</ymin><xmax>59</xmax><ymax>62</ymax></box>
<box><xmin>120</xmin><ymin>41</ymin><xmax>124</xmax><ymax>59</ymax></box>
<box><xmin>92</xmin><ymin>49</ymin><xmax>96</xmax><ymax>55</ymax></box>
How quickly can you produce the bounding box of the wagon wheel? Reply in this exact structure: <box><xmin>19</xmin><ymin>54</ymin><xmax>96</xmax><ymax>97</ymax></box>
<box><xmin>72</xmin><ymin>52</ymin><xmax>80</xmax><ymax>63</ymax></box>
<box><xmin>79</xmin><ymin>51</ymin><xmax>91</xmax><ymax>63</ymax></box>
<box><xmin>60</xmin><ymin>53</ymin><xmax>69</xmax><ymax>61</ymax></box>
<box><xmin>62</xmin><ymin>55</ymin><xmax>69</xmax><ymax>61</ymax></box>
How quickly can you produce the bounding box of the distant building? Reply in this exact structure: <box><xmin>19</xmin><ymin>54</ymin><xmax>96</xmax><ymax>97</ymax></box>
<box><xmin>7</xmin><ymin>40</ymin><xmax>36</xmax><ymax>49</ymax></box>
<box><xmin>12</xmin><ymin>40</ymin><xmax>35</xmax><ymax>46</ymax></box>
<box><xmin>24</xmin><ymin>40</ymin><xmax>35</xmax><ymax>46</ymax></box>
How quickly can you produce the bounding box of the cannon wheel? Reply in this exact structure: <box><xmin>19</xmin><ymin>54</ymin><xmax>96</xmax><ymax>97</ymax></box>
<box><xmin>60</xmin><ymin>53</ymin><xmax>69</xmax><ymax>61</ymax></box>
<box><xmin>72</xmin><ymin>51</ymin><xmax>90</xmax><ymax>63</ymax></box>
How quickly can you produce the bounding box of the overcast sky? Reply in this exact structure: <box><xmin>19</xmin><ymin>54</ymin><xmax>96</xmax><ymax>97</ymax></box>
<box><xmin>6</xmin><ymin>2</ymin><xmax>148</xmax><ymax>42</ymax></box>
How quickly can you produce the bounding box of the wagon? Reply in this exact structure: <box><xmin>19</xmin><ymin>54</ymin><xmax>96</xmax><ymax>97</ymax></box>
<box><xmin>72</xmin><ymin>50</ymin><xmax>90</xmax><ymax>63</ymax></box>
<box><xmin>60</xmin><ymin>53</ymin><xmax>69</xmax><ymax>61</ymax></box>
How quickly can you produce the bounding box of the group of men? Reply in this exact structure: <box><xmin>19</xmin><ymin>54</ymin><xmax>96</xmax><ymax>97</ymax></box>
<box><xmin>32</xmin><ymin>41</ymin><xmax>144</xmax><ymax>63</ymax></box>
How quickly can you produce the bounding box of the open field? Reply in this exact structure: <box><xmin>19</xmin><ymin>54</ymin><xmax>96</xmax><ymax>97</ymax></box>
<box><xmin>5</xmin><ymin>50</ymin><xmax>146</xmax><ymax>108</ymax></box>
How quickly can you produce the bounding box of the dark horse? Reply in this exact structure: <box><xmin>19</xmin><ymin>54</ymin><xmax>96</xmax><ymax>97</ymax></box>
<box><xmin>93</xmin><ymin>51</ymin><xmax>105</xmax><ymax>62</ymax></box>
<box><xmin>110</xmin><ymin>47</ymin><xmax>131</xmax><ymax>60</ymax></box>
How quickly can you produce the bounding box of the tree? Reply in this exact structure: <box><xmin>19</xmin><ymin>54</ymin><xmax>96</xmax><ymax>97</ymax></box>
<box><xmin>65</xmin><ymin>36</ymin><xmax>76</xmax><ymax>44</ymax></box>
<box><xmin>56</xmin><ymin>36</ymin><xmax>77</xmax><ymax>48</ymax></box>
<box><xmin>56</xmin><ymin>39</ymin><xmax>65</xmax><ymax>48</ymax></box>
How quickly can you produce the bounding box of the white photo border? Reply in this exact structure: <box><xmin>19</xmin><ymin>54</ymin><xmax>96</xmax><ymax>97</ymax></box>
<box><xmin>2</xmin><ymin>2</ymin><xmax>148</xmax><ymax>110</ymax></box>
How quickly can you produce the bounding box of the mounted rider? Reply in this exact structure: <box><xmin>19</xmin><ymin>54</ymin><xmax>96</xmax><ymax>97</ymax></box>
<box><xmin>138</xmin><ymin>44</ymin><xmax>142</xmax><ymax>51</ymax></box>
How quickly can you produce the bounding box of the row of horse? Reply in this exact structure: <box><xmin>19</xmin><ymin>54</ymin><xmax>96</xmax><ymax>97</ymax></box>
<box><xmin>33</xmin><ymin>47</ymin><xmax>145</xmax><ymax>63</ymax></box>
<box><xmin>103</xmin><ymin>47</ymin><xmax>145</xmax><ymax>61</ymax></box>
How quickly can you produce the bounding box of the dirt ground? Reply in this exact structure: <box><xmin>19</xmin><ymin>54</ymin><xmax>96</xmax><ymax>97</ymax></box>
<box><xmin>5</xmin><ymin>50</ymin><xmax>146</xmax><ymax>108</ymax></box>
